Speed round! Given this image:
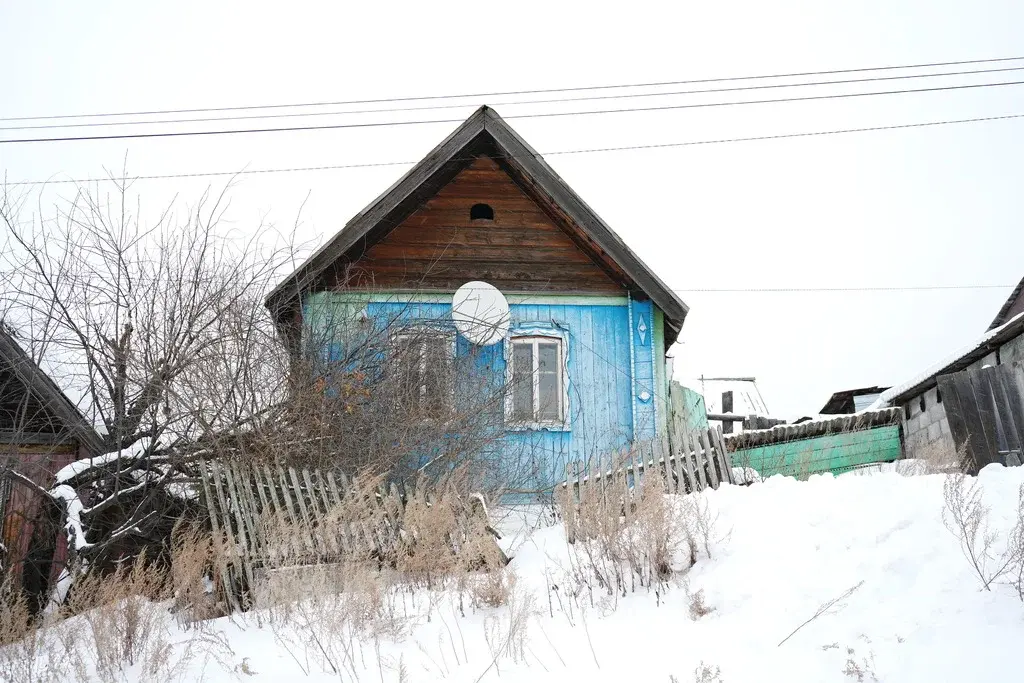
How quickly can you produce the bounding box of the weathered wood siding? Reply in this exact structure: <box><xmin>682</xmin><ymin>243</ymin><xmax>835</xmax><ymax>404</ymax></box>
<box><xmin>304</xmin><ymin>292</ymin><xmax>669</xmax><ymax>494</ymax></box>
<box><xmin>1</xmin><ymin>443</ymin><xmax>78</xmax><ymax>590</ymax></box>
<box><xmin>332</xmin><ymin>156</ymin><xmax>623</xmax><ymax>294</ymax></box>
<box><xmin>937</xmin><ymin>362</ymin><xmax>1024</xmax><ymax>472</ymax></box>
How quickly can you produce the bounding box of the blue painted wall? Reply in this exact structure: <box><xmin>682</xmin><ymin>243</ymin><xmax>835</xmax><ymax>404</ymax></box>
<box><xmin>303</xmin><ymin>292</ymin><xmax>666</xmax><ymax>495</ymax></box>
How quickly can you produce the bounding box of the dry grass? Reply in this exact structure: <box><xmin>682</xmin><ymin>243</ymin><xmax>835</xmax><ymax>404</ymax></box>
<box><xmin>0</xmin><ymin>549</ymin><xmax>233</xmax><ymax>683</ymax></box>
<box><xmin>0</xmin><ymin>575</ymin><xmax>68</xmax><ymax>683</ymax></box>
<box><xmin>557</xmin><ymin>466</ymin><xmax>693</xmax><ymax>606</ymax></box>
<box><xmin>912</xmin><ymin>439</ymin><xmax>968</xmax><ymax>475</ymax></box>
<box><xmin>1</xmin><ymin>469</ymin><xmax>507</xmax><ymax>681</ymax></box>
<box><xmin>942</xmin><ymin>472</ymin><xmax>1024</xmax><ymax>592</ymax></box>
<box><xmin>686</xmin><ymin>585</ymin><xmax>714</xmax><ymax>620</ymax></box>
<box><xmin>60</xmin><ymin>553</ymin><xmax>233</xmax><ymax>682</ymax></box>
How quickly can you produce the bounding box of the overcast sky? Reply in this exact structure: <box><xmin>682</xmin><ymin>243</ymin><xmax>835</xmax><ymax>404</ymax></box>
<box><xmin>2</xmin><ymin>1</ymin><xmax>1023</xmax><ymax>419</ymax></box>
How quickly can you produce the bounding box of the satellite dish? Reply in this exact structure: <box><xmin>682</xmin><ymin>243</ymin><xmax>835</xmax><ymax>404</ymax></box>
<box><xmin>452</xmin><ymin>281</ymin><xmax>510</xmax><ymax>346</ymax></box>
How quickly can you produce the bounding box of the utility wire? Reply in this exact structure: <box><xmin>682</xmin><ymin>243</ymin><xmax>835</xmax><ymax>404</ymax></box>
<box><xmin>4</xmin><ymin>78</ymin><xmax>1024</xmax><ymax>146</ymax></box>
<box><xmin>676</xmin><ymin>285</ymin><xmax>1013</xmax><ymax>292</ymax></box>
<box><xmin>3</xmin><ymin>55</ymin><xmax>1023</xmax><ymax>123</ymax></box>
<box><xmin>5</xmin><ymin>64</ymin><xmax>1024</xmax><ymax>132</ymax></box>
<box><xmin>9</xmin><ymin>111</ymin><xmax>1024</xmax><ymax>187</ymax></box>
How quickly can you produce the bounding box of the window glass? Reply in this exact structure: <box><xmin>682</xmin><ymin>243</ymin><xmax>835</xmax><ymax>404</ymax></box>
<box><xmin>537</xmin><ymin>343</ymin><xmax>560</xmax><ymax>421</ymax></box>
<box><xmin>512</xmin><ymin>342</ymin><xmax>534</xmax><ymax>420</ymax></box>
<box><xmin>509</xmin><ymin>337</ymin><xmax>564</xmax><ymax>425</ymax></box>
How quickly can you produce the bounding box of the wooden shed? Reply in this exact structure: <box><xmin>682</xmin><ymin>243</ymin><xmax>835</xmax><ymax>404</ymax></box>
<box><xmin>0</xmin><ymin>327</ymin><xmax>103</xmax><ymax>599</ymax></box>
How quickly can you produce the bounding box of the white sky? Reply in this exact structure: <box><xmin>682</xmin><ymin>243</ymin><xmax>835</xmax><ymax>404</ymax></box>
<box><xmin>2</xmin><ymin>1</ymin><xmax>1023</xmax><ymax>419</ymax></box>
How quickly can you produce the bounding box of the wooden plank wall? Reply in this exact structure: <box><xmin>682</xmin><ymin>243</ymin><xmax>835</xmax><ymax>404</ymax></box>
<box><xmin>337</xmin><ymin>156</ymin><xmax>625</xmax><ymax>293</ymax></box>
<box><xmin>938</xmin><ymin>362</ymin><xmax>1024</xmax><ymax>473</ymax></box>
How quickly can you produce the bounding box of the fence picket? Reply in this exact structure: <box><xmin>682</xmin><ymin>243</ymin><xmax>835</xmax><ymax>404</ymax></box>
<box><xmin>685</xmin><ymin>431</ymin><xmax>705</xmax><ymax>491</ymax></box>
<box><xmin>712</xmin><ymin>427</ymin><xmax>734</xmax><ymax>484</ymax></box>
<box><xmin>700</xmin><ymin>430</ymin><xmax>719</xmax><ymax>489</ymax></box>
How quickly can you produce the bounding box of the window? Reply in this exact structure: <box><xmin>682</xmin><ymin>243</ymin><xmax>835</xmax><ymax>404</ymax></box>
<box><xmin>470</xmin><ymin>203</ymin><xmax>494</xmax><ymax>220</ymax></box>
<box><xmin>393</xmin><ymin>331</ymin><xmax>453</xmax><ymax>418</ymax></box>
<box><xmin>509</xmin><ymin>336</ymin><xmax>565</xmax><ymax>425</ymax></box>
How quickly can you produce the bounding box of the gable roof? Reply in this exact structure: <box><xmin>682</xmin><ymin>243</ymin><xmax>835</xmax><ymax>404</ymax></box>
<box><xmin>819</xmin><ymin>386</ymin><xmax>889</xmax><ymax>414</ymax></box>
<box><xmin>988</xmin><ymin>274</ymin><xmax>1024</xmax><ymax>331</ymax></box>
<box><xmin>266</xmin><ymin>106</ymin><xmax>689</xmax><ymax>344</ymax></box>
<box><xmin>879</xmin><ymin>310</ymin><xmax>1024</xmax><ymax>407</ymax></box>
<box><xmin>0</xmin><ymin>326</ymin><xmax>104</xmax><ymax>454</ymax></box>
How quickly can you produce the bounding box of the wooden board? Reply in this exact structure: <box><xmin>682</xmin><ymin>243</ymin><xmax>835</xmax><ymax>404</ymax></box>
<box><xmin>939</xmin><ymin>362</ymin><xmax>1024</xmax><ymax>472</ymax></box>
<box><xmin>329</xmin><ymin>156</ymin><xmax>625</xmax><ymax>294</ymax></box>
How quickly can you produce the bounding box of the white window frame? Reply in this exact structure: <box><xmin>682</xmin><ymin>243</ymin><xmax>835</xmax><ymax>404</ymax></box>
<box><xmin>391</xmin><ymin>328</ymin><xmax>456</xmax><ymax>418</ymax></box>
<box><xmin>506</xmin><ymin>335</ymin><xmax>569</xmax><ymax>430</ymax></box>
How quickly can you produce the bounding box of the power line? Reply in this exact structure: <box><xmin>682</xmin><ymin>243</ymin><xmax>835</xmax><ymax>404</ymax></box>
<box><xmin>9</xmin><ymin>111</ymin><xmax>1024</xmax><ymax>187</ymax></box>
<box><xmin>5</xmin><ymin>64</ymin><xmax>1024</xmax><ymax>133</ymax></box>
<box><xmin>3</xmin><ymin>78</ymin><xmax>1024</xmax><ymax>146</ymax></box>
<box><xmin>674</xmin><ymin>285</ymin><xmax>1014</xmax><ymax>292</ymax></box>
<box><xmin>3</xmin><ymin>55</ymin><xmax>1022</xmax><ymax>123</ymax></box>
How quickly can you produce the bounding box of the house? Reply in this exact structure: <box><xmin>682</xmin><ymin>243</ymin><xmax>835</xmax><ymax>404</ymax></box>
<box><xmin>875</xmin><ymin>306</ymin><xmax>1024</xmax><ymax>467</ymax></box>
<box><xmin>0</xmin><ymin>326</ymin><xmax>103</xmax><ymax>597</ymax></box>
<box><xmin>819</xmin><ymin>386</ymin><xmax>890</xmax><ymax>415</ymax></box>
<box><xmin>266</xmin><ymin>106</ymin><xmax>689</xmax><ymax>493</ymax></box>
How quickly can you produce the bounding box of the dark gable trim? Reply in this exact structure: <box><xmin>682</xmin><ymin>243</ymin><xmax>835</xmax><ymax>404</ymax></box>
<box><xmin>989</xmin><ymin>274</ymin><xmax>1024</xmax><ymax>331</ymax></box>
<box><xmin>0</xmin><ymin>329</ymin><xmax>104</xmax><ymax>455</ymax></box>
<box><xmin>265</xmin><ymin>106</ymin><xmax>689</xmax><ymax>344</ymax></box>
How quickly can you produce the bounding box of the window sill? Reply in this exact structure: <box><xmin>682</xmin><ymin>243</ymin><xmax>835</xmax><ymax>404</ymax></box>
<box><xmin>506</xmin><ymin>422</ymin><xmax>571</xmax><ymax>433</ymax></box>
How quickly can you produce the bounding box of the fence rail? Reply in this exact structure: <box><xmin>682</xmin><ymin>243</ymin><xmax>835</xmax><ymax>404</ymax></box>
<box><xmin>198</xmin><ymin>460</ymin><xmax>499</xmax><ymax>612</ymax></box>
<box><xmin>563</xmin><ymin>425</ymin><xmax>735</xmax><ymax>501</ymax></box>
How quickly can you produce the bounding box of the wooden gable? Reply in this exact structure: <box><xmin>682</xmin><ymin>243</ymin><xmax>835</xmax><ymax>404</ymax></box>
<box><xmin>268</xmin><ymin>107</ymin><xmax>689</xmax><ymax>345</ymax></box>
<box><xmin>328</xmin><ymin>156</ymin><xmax>623</xmax><ymax>294</ymax></box>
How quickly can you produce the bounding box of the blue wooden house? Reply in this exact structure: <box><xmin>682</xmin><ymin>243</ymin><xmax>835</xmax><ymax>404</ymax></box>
<box><xmin>265</xmin><ymin>107</ymin><xmax>689</xmax><ymax>493</ymax></box>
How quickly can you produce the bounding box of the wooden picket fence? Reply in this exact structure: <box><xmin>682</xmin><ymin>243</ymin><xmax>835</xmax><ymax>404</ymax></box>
<box><xmin>198</xmin><ymin>459</ymin><xmax>500</xmax><ymax>612</ymax></box>
<box><xmin>563</xmin><ymin>426</ymin><xmax>735</xmax><ymax>503</ymax></box>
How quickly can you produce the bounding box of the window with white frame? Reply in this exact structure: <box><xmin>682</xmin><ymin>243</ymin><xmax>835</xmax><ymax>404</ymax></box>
<box><xmin>509</xmin><ymin>336</ymin><xmax>565</xmax><ymax>425</ymax></box>
<box><xmin>392</xmin><ymin>330</ymin><xmax>453</xmax><ymax>418</ymax></box>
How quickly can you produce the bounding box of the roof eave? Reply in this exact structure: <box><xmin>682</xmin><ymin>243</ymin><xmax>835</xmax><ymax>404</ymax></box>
<box><xmin>988</xmin><ymin>274</ymin><xmax>1024</xmax><ymax>331</ymax></box>
<box><xmin>0</xmin><ymin>331</ymin><xmax>105</xmax><ymax>455</ymax></box>
<box><xmin>888</xmin><ymin>313</ymin><xmax>1024</xmax><ymax>405</ymax></box>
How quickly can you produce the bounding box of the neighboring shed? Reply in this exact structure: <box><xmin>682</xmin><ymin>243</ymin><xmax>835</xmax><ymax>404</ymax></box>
<box><xmin>693</xmin><ymin>377</ymin><xmax>774</xmax><ymax>435</ymax></box>
<box><xmin>819</xmin><ymin>386</ymin><xmax>890</xmax><ymax>415</ymax></box>
<box><xmin>725</xmin><ymin>408</ymin><xmax>904</xmax><ymax>478</ymax></box>
<box><xmin>876</xmin><ymin>311</ymin><xmax>1024</xmax><ymax>463</ymax></box>
<box><xmin>0</xmin><ymin>327</ymin><xmax>103</xmax><ymax>598</ymax></box>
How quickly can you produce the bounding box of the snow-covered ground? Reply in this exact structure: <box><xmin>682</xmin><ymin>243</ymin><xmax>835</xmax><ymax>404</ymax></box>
<box><xmin>13</xmin><ymin>464</ymin><xmax>1024</xmax><ymax>682</ymax></box>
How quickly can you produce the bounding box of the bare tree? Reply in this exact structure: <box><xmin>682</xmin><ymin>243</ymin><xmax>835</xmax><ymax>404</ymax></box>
<box><xmin>0</xmin><ymin>176</ymin><xmax>299</xmax><ymax>598</ymax></box>
<box><xmin>0</xmin><ymin>171</ymin><xmax>589</xmax><ymax>609</ymax></box>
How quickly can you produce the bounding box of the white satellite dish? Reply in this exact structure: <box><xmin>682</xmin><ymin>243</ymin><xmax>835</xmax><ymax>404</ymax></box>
<box><xmin>452</xmin><ymin>281</ymin><xmax>510</xmax><ymax>346</ymax></box>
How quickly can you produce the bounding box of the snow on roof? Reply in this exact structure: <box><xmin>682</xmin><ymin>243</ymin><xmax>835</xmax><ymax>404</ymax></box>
<box><xmin>691</xmin><ymin>378</ymin><xmax>771</xmax><ymax>417</ymax></box>
<box><xmin>874</xmin><ymin>310</ymin><xmax>1024</xmax><ymax>408</ymax></box>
